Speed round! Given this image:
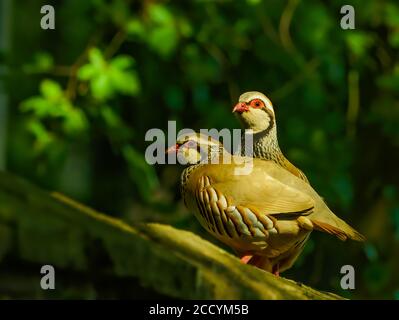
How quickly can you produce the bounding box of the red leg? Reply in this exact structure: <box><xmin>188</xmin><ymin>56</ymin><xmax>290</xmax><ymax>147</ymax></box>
<box><xmin>272</xmin><ymin>263</ymin><xmax>280</xmax><ymax>276</ymax></box>
<box><xmin>240</xmin><ymin>254</ymin><xmax>253</xmax><ymax>264</ymax></box>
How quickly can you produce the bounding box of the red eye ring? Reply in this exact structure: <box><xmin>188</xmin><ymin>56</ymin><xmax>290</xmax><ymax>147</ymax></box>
<box><xmin>250</xmin><ymin>99</ymin><xmax>264</xmax><ymax>109</ymax></box>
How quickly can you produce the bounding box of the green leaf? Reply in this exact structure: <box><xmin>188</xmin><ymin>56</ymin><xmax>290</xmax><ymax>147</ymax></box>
<box><xmin>27</xmin><ymin>121</ymin><xmax>54</xmax><ymax>151</ymax></box>
<box><xmin>21</xmin><ymin>97</ymin><xmax>50</xmax><ymax>116</ymax></box>
<box><xmin>23</xmin><ymin>51</ymin><xmax>54</xmax><ymax>73</ymax></box>
<box><xmin>247</xmin><ymin>0</ymin><xmax>261</xmax><ymax>5</ymax></box>
<box><xmin>88</xmin><ymin>47</ymin><xmax>105</xmax><ymax>68</ymax></box>
<box><xmin>109</xmin><ymin>69</ymin><xmax>140</xmax><ymax>96</ymax></box>
<box><xmin>345</xmin><ymin>32</ymin><xmax>374</xmax><ymax>57</ymax></box>
<box><xmin>148</xmin><ymin>26</ymin><xmax>178</xmax><ymax>57</ymax></box>
<box><xmin>35</xmin><ymin>52</ymin><xmax>54</xmax><ymax>70</ymax></box>
<box><xmin>126</xmin><ymin>18</ymin><xmax>145</xmax><ymax>36</ymax></box>
<box><xmin>148</xmin><ymin>4</ymin><xmax>173</xmax><ymax>25</ymax></box>
<box><xmin>100</xmin><ymin>106</ymin><xmax>122</xmax><ymax>128</ymax></box>
<box><xmin>79</xmin><ymin>50</ymin><xmax>141</xmax><ymax>100</ymax></box>
<box><xmin>62</xmin><ymin>109</ymin><xmax>88</xmax><ymax>134</ymax></box>
<box><xmin>145</xmin><ymin>3</ymin><xmax>178</xmax><ymax>57</ymax></box>
<box><xmin>385</xmin><ymin>3</ymin><xmax>399</xmax><ymax>27</ymax></box>
<box><xmin>388</xmin><ymin>31</ymin><xmax>399</xmax><ymax>48</ymax></box>
<box><xmin>40</xmin><ymin>79</ymin><xmax>63</xmax><ymax>99</ymax></box>
<box><xmin>77</xmin><ymin>64</ymin><xmax>96</xmax><ymax>80</ymax></box>
<box><xmin>177</xmin><ymin>18</ymin><xmax>192</xmax><ymax>38</ymax></box>
<box><xmin>21</xmin><ymin>79</ymin><xmax>89</xmax><ymax>140</ymax></box>
<box><xmin>110</xmin><ymin>55</ymin><xmax>134</xmax><ymax>69</ymax></box>
<box><xmin>91</xmin><ymin>73</ymin><xmax>113</xmax><ymax>100</ymax></box>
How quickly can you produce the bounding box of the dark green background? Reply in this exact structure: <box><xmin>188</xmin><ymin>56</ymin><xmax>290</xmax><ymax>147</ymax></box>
<box><xmin>1</xmin><ymin>0</ymin><xmax>399</xmax><ymax>299</ymax></box>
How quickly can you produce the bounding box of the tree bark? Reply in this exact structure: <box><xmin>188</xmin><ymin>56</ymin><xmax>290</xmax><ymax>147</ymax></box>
<box><xmin>0</xmin><ymin>170</ymin><xmax>344</xmax><ymax>299</ymax></box>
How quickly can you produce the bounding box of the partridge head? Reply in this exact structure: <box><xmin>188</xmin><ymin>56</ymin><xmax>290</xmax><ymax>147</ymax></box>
<box><xmin>169</xmin><ymin>133</ymin><xmax>226</xmax><ymax>164</ymax></box>
<box><xmin>233</xmin><ymin>91</ymin><xmax>309</xmax><ymax>183</ymax></box>
<box><xmin>233</xmin><ymin>91</ymin><xmax>276</xmax><ymax>133</ymax></box>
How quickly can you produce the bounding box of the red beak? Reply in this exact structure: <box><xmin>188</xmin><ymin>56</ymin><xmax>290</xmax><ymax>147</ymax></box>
<box><xmin>166</xmin><ymin>144</ymin><xmax>179</xmax><ymax>154</ymax></box>
<box><xmin>232</xmin><ymin>102</ymin><xmax>249</xmax><ymax>114</ymax></box>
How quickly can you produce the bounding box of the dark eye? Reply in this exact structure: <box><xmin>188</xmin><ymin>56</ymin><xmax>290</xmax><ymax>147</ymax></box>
<box><xmin>186</xmin><ymin>140</ymin><xmax>196</xmax><ymax>148</ymax></box>
<box><xmin>251</xmin><ymin>99</ymin><xmax>263</xmax><ymax>108</ymax></box>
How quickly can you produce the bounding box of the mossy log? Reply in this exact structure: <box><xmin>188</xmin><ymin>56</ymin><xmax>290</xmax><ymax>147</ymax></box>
<box><xmin>0</xmin><ymin>170</ymin><xmax>343</xmax><ymax>299</ymax></box>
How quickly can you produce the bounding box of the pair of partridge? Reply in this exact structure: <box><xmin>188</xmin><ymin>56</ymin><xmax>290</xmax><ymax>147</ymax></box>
<box><xmin>168</xmin><ymin>132</ymin><xmax>364</xmax><ymax>275</ymax></box>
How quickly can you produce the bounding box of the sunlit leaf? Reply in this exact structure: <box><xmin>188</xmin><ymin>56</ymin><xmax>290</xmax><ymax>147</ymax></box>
<box><xmin>110</xmin><ymin>55</ymin><xmax>135</xmax><ymax>69</ymax></box>
<box><xmin>88</xmin><ymin>47</ymin><xmax>105</xmax><ymax>68</ymax></box>
<box><xmin>27</xmin><ymin>121</ymin><xmax>54</xmax><ymax>151</ymax></box>
<box><xmin>77</xmin><ymin>64</ymin><xmax>96</xmax><ymax>80</ymax></box>
<box><xmin>91</xmin><ymin>73</ymin><xmax>113</xmax><ymax>100</ymax></box>
<box><xmin>23</xmin><ymin>51</ymin><xmax>54</xmax><ymax>73</ymax></box>
<box><xmin>126</xmin><ymin>18</ymin><xmax>145</xmax><ymax>36</ymax></box>
<box><xmin>148</xmin><ymin>26</ymin><xmax>178</xmax><ymax>57</ymax></box>
<box><xmin>148</xmin><ymin>4</ymin><xmax>173</xmax><ymax>25</ymax></box>
<box><xmin>345</xmin><ymin>32</ymin><xmax>374</xmax><ymax>57</ymax></box>
<box><xmin>109</xmin><ymin>69</ymin><xmax>140</xmax><ymax>96</ymax></box>
<box><xmin>62</xmin><ymin>109</ymin><xmax>88</xmax><ymax>134</ymax></box>
<box><xmin>40</xmin><ymin>79</ymin><xmax>63</xmax><ymax>99</ymax></box>
<box><xmin>100</xmin><ymin>106</ymin><xmax>122</xmax><ymax>127</ymax></box>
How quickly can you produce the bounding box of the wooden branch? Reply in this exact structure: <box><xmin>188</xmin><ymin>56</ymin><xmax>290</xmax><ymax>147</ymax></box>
<box><xmin>0</xmin><ymin>170</ymin><xmax>343</xmax><ymax>299</ymax></box>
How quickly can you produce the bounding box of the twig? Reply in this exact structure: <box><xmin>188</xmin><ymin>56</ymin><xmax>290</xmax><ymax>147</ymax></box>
<box><xmin>346</xmin><ymin>69</ymin><xmax>359</xmax><ymax>139</ymax></box>
<box><xmin>104</xmin><ymin>30</ymin><xmax>127</xmax><ymax>59</ymax></box>
<box><xmin>258</xmin><ymin>10</ymin><xmax>280</xmax><ymax>45</ymax></box>
<box><xmin>279</xmin><ymin>0</ymin><xmax>300</xmax><ymax>53</ymax></box>
<box><xmin>65</xmin><ymin>35</ymin><xmax>99</xmax><ymax>100</ymax></box>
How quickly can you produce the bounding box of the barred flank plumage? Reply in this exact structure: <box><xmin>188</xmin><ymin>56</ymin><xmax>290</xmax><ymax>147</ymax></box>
<box><xmin>179</xmin><ymin>147</ymin><xmax>364</xmax><ymax>273</ymax></box>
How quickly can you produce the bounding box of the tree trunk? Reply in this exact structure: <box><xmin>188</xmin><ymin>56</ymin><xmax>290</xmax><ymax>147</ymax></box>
<box><xmin>0</xmin><ymin>170</ymin><xmax>344</xmax><ymax>299</ymax></box>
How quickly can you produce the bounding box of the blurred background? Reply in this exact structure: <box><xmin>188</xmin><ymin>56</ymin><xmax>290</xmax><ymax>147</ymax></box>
<box><xmin>0</xmin><ymin>0</ymin><xmax>398</xmax><ymax>299</ymax></box>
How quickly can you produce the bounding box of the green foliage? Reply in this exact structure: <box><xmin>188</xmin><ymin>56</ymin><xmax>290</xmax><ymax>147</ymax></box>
<box><xmin>21</xmin><ymin>79</ymin><xmax>88</xmax><ymax>137</ymax></box>
<box><xmin>22</xmin><ymin>51</ymin><xmax>54</xmax><ymax>73</ymax></box>
<box><xmin>345</xmin><ymin>32</ymin><xmax>374</xmax><ymax>57</ymax></box>
<box><xmin>78</xmin><ymin>48</ymin><xmax>140</xmax><ymax>100</ymax></box>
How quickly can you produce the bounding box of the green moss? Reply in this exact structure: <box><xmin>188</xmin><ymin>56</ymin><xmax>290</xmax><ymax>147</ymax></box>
<box><xmin>0</xmin><ymin>171</ymin><xmax>343</xmax><ymax>299</ymax></box>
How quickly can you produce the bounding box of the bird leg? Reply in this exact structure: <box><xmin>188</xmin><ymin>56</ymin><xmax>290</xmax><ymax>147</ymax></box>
<box><xmin>239</xmin><ymin>253</ymin><xmax>280</xmax><ymax>276</ymax></box>
<box><xmin>239</xmin><ymin>254</ymin><xmax>254</xmax><ymax>264</ymax></box>
<box><xmin>272</xmin><ymin>263</ymin><xmax>280</xmax><ymax>277</ymax></box>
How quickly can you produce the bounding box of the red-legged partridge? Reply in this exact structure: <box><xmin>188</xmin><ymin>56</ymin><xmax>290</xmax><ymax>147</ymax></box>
<box><xmin>233</xmin><ymin>91</ymin><xmax>309</xmax><ymax>183</ymax></box>
<box><xmin>233</xmin><ymin>91</ymin><xmax>310</xmax><ymax>269</ymax></box>
<box><xmin>168</xmin><ymin>133</ymin><xmax>364</xmax><ymax>275</ymax></box>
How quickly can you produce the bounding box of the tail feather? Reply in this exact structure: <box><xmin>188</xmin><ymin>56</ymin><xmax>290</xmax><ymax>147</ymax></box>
<box><xmin>311</xmin><ymin>219</ymin><xmax>365</xmax><ymax>242</ymax></box>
